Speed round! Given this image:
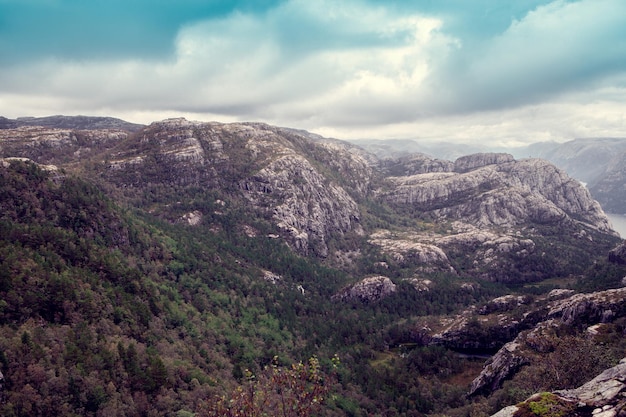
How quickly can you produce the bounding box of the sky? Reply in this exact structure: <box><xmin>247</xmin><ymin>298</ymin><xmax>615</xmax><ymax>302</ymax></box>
<box><xmin>1</xmin><ymin>0</ymin><xmax>626</xmax><ymax>146</ymax></box>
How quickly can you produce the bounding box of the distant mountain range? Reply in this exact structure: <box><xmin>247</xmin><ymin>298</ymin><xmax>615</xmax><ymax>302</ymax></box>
<box><xmin>349</xmin><ymin>136</ymin><xmax>626</xmax><ymax>214</ymax></box>
<box><xmin>0</xmin><ymin>114</ymin><xmax>145</xmax><ymax>132</ymax></box>
<box><xmin>4</xmin><ymin>115</ymin><xmax>626</xmax><ymax>213</ymax></box>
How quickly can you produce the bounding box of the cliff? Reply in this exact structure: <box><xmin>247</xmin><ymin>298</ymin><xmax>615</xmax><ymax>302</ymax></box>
<box><xmin>0</xmin><ymin>119</ymin><xmax>619</xmax><ymax>280</ymax></box>
<box><xmin>383</xmin><ymin>153</ymin><xmax>612</xmax><ymax>233</ymax></box>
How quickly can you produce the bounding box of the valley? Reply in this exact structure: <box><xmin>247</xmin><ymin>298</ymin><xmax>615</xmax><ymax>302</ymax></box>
<box><xmin>1</xmin><ymin>116</ymin><xmax>626</xmax><ymax>417</ymax></box>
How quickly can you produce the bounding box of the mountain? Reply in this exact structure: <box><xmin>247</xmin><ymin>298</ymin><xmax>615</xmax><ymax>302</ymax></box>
<box><xmin>351</xmin><ymin>136</ymin><xmax>626</xmax><ymax>216</ymax></box>
<box><xmin>0</xmin><ymin>115</ymin><xmax>145</xmax><ymax>132</ymax></box>
<box><xmin>1</xmin><ymin>117</ymin><xmax>625</xmax><ymax>416</ymax></box>
<box><xmin>511</xmin><ymin>138</ymin><xmax>626</xmax><ymax>187</ymax></box>
<box><xmin>589</xmin><ymin>151</ymin><xmax>626</xmax><ymax>214</ymax></box>
<box><xmin>347</xmin><ymin>138</ymin><xmax>487</xmax><ymax>161</ymax></box>
<box><xmin>510</xmin><ymin>138</ymin><xmax>626</xmax><ymax>214</ymax></box>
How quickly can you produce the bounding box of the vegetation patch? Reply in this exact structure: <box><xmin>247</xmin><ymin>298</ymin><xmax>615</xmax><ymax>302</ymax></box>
<box><xmin>514</xmin><ymin>392</ymin><xmax>577</xmax><ymax>417</ymax></box>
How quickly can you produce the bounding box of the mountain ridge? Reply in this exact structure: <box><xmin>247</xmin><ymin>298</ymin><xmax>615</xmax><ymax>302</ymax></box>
<box><xmin>1</xmin><ymin>116</ymin><xmax>625</xmax><ymax>416</ymax></box>
<box><xmin>0</xmin><ymin>114</ymin><xmax>145</xmax><ymax>132</ymax></box>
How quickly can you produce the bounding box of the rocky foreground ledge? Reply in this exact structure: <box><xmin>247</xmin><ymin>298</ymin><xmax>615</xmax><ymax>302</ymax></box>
<box><xmin>469</xmin><ymin>287</ymin><xmax>626</xmax><ymax>397</ymax></box>
<box><xmin>492</xmin><ymin>358</ymin><xmax>626</xmax><ymax>417</ymax></box>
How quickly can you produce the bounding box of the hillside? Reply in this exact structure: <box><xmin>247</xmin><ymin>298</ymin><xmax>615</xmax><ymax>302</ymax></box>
<box><xmin>349</xmin><ymin>136</ymin><xmax>626</xmax><ymax>216</ymax></box>
<box><xmin>0</xmin><ymin>115</ymin><xmax>145</xmax><ymax>132</ymax></box>
<box><xmin>1</xmin><ymin>117</ymin><xmax>626</xmax><ymax>416</ymax></box>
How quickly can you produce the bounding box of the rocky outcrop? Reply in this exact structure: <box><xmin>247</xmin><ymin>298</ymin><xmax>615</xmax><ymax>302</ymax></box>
<box><xmin>383</xmin><ymin>154</ymin><xmax>614</xmax><ymax>234</ymax></box>
<box><xmin>546</xmin><ymin>287</ymin><xmax>626</xmax><ymax>325</ymax></box>
<box><xmin>177</xmin><ymin>210</ymin><xmax>203</xmax><ymax>226</ymax></box>
<box><xmin>469</xmin><ymin>287</ymin><xmax>626</xmax><ymax>396</ymax></box>
<box><xmin>368</xmin><ymin>222</ymin><xmax>539</xmax><ymax>283</ymax></box>
<box><xmin>246</xmin><ymin>153</ymin><xmax>363</xmax><ymax>256</ymax></box>
<box><xmin>332</xmin><ymin>276</ymin><xmax>397</xmax><ymax>303</ymax></box>
<box><xmin>591</xmin><ymin>150</ymin><xmax>626</xmax><ymax>214</ymax></box>
<box><xmin>478</xmin><ymin>295</ymin><xmax>530</xmax><ymax>315</ymax></box>
<box><xmin>469</xmin><ymin>341</ymin><xmax>529</xmax><ymax>397</ymax></box>
<box><xmin>368</xmin><ymin>229</ymin><xmax>455</xmax><ymax>273</ymax></box>
<box><xmin>453</xmin><ymin>153</ymin><xmax>514</xmax><ymax>173</ymax></box>
<box><xmin>0</xmin><ymin>115</ymin><xmax>145</xmax><ymax>131</ymax></box>
<box><xmin>491</xmin><ymin>358</ymin><xmax>626</xmax><ymax>417</ymax></box>
<box><xmin>555</xmin><ymin>358</ymin><xmax>626</xmax><ymax>413</ymax></box>
<box><xmin>381</xmin><ymin>153</ymin><xmax>454</xmax><ymax>176</ymax></box>
<box><xmin>0</xmin><ymin>126</ymin><xmax>128</xmax><ymax>165</ymax></box>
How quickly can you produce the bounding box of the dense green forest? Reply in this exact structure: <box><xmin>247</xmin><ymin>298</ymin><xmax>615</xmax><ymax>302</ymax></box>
<box><xmin>1</xmin><ymin>158</ymin><xmax>625</xmax><ymax>417</ymax></box>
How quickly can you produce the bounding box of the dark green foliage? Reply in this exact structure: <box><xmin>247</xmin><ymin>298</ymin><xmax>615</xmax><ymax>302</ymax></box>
<box><xmin>0</xmin><ymin>157</ymin><xmax>623</xmax><ymax>417</ymax></box>
<box><xmin>576</xmin><ymin>260</ymin><xmax>626</xmax><ymax>292</ymax></box>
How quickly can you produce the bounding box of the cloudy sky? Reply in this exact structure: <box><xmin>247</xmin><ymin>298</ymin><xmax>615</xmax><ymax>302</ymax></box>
<box><xmin>1</xmin><ymin>0</ymin><xmax>625</xmax><ymax>146</ymax></box>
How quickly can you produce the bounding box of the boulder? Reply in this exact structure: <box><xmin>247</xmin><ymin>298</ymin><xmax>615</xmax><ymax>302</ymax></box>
<box><xmin>332</xmin><ymin>276</ymin><xmax>397</xmax><ymax>303</ymax></box>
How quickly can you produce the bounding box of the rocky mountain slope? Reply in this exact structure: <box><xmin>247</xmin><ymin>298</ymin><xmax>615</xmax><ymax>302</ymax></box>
<box><xmin>515</xmin><ymin>138</ymin><xmax>626</xmax><ymax>187</ymax></box>
<box><xmin>1</xmin><ymin>115</ymin><xmax>626</xmax><ymax>416</ymax></box>
<box><xmin>352</xmin><ymin>136</ymin><xmax>626</xmax><ymax>216</ymax></box>
<box><xmin>0</xmin><ymin>115</ymin><xmax>145</xmax><ymax>132</ymax></box>
<box><xmin>491</xmin><ymin>358</ymin><xmax>626</xmax><ymax>417</ymax></box>
<box><xmin>382</xmin><ymin>152</ymin><xmax>611</xmax><ymax>231</ymax></box>
<box><xmin>0</xmin><ymin>117</ymin><xmax>618</xmax><ymax>284</ymax></box>
<box><xmin>468</xmin><ymin>286</ymin><xmax>626</xmax><ymax>396</ymax></box>
<box><xmin>513</xmin><ymin>138</ymin><xmax>626</xmax><ymax>215</ymax></box>
<box><xmin>589</xmin><ymin>151</ymin><xmax>626</xmax><ymax>214</ymax></box>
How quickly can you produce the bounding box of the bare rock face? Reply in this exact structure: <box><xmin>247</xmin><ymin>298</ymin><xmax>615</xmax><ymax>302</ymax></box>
<box><xmin>332</xmin><ymin>276</ymin><xmax>397</xmax><ymax>303</ymax></box>
<box><xmin>546</xmin><ymin>287</ymin><xmax>626</xmax><ymax>325</ymax></box>
<box><xmin>469</xmin><ymin>287</ymin><xmax>626</xmax><ymax>396</ymax></box>
<box><xmin>90</xmin><ymin>119</ymin><xmax>370</xmax><ymax>257</ymax></box>
<box><xmin>469</xmin><ymin>341</ymin><xmax>529</xmax><ymax>397</ymax></box>
<box><xmin>381</xmin><ymin>153</ymin><xmax>454</xmax><ymax>176</ymax></box>
<box><xmin>368</xmin><ymin>222</ymin><xmax>538</xmax><ymax>282</ymax></box>
<box><xmin>368</xmin><ymin>229</ymin><xmax>455</xmax><ymax>274</ymax></box>
<box><xmin>556</xmin><ymin>358</ymin><xmax>626</xmax><ymax>410</ymax></box>
<box><xmin>383</xmin><ymin>154</ymin><xmax>614</xmax><ymax>234</ymax></box>
<box><xmin>105</xmin><ymin>118</ymin><xmax>227</xmax><ymax>187</ymax></box>
<box><xmin>238</xmin><ymin>127</ymin><xmax>368</xmax><ymax>257</ymax></box>
<box><xmin>478</xmin><ymin>295</ymin><xmax>530</xmax><ymax>315</ymax></box>
<box><xmin>453</xmin><ymin>153</ymin><xmax>515</xmax><ymax>173</ymax></box>
<box><xmin>0</xmin><ymin>126</ymin><xmax>128</xmax><ymax>164</ymax></box>
<box><xmin>491</xmin><ymin>358</ymin><xmax>626</xmax><ymax>417</ymax></box>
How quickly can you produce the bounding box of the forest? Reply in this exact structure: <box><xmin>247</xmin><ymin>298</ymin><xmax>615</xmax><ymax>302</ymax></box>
<box><xmin>1</xmin><ymin>157</ymin><xmax>626</xmax><ymax>417</ymax></box>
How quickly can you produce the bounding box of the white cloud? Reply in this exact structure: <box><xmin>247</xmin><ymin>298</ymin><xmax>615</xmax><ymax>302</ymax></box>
<box><xmin>0</xmin><ymin>0</ymin><xmax>625</xmax><ymax>147</ymax></box>
<box><xmin>433</xmin><ymin>0</ymin><xmax>626</xmax><ymax>112</ymax></box>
